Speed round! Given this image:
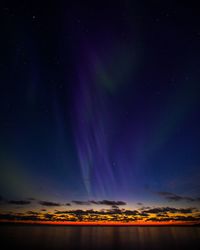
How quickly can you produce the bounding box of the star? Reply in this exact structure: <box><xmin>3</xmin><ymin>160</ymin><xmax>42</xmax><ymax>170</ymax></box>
<box><xmin>155</xmin><ymin>91</ymin><xmax>161</xmax><ymax>96</ymax></box>
<box><xmin>112</xmin><ymin>162</ymin><xmax>116</xmax><ymax>166</ymax></box>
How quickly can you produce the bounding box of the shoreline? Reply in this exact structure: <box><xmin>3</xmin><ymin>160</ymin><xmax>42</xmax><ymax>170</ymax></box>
<box><xmin>0</xmin><ymin>221</ymin><xmax>200</xmax><ymax>227</ymax></box>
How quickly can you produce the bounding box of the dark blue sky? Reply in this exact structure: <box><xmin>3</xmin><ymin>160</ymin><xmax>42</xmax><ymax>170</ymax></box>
<box><xmin>1</xmin><ymin>1</ymin><xmax>200</xmax><ymax>211</ymax></box>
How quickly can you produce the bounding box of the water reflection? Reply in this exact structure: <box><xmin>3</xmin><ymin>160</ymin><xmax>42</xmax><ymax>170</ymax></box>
<box><xmin>1</xmin><ymin>225</ymin><xmax>200</xmax><ymax>249</ymax></box>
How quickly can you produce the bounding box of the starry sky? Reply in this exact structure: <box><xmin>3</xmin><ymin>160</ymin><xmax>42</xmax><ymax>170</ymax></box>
<box><xmin>0</xmin><ymin>1</ymin><xmax>200</xmax><ymax>224</ymax></box>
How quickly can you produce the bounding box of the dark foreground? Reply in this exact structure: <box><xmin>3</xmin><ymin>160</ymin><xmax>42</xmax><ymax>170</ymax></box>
<box><xmin>0</xmin><ymin>224</ymin><xmax>200</xmax><ymax>249</ymax></box>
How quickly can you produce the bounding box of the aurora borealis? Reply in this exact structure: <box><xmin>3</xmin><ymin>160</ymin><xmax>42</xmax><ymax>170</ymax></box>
<box><xmin>1</xmin><ymin>1</ymin><xmax>200</xmax><ymax>225</ymax></box>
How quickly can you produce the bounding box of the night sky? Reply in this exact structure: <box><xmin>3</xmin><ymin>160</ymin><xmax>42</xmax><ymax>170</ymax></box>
<box><xmin>0</xmin><ymin>1</ymin><xmax>200</xmax><ymax>224</ymax></box>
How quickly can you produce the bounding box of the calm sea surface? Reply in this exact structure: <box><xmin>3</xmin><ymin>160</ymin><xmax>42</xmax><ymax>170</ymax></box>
<box><xmin>1</xmin><ymin>225</ymin><xmax>200</xmax><ymax>249</ymax></box>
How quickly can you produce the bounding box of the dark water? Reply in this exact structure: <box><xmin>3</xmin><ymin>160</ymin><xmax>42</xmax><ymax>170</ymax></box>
<box><xmin>1</xmin><ymin>225</ymin><xmax>200</xmax><ymax>249</ymax></box>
